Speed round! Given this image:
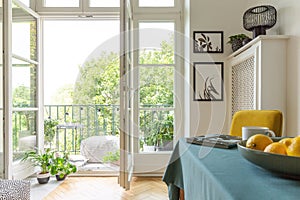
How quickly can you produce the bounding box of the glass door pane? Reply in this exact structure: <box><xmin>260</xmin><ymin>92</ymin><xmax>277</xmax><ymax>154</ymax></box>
<box><xmin>44</xmin><ymin>0</ymin><xmax>80</xmax><ymax>7</ymax></box>
<box><xmin>12</xmin><ymin>58</ymin><xmax>37</xmax><ymax>161</ymax></box>
<box><xmin>138</xmin><ymin>22</ymin><xmax>175</xmax><ymax>153</ymax></box>
<box><xmin>11</xmin><ymin>1</ymin><xmax>40</xmax><ymax>179</ymax></box>
<box><xmin>43</xmin><ymin>20</ymin><xmax>120</xmax><ymax>175</ymax></box>
<box><xmin>139</xmin><ymin>0</ymin><xmax>175</xmax><ymax>7</ymax></box>
<box><xmin>139</xmin><ymin>66</ymin><xmax>174</xmax><ymax>152</ymax></box>
<box><xmin>18</xmin><ymin>0</ymin><xmax>30</xmax><ymax>7</ymax></box>
<box><xmin>90</xmin><ymin>0</ymin><xmax>120</xmax><ymax>7</ymax></box>
<box><xmin>139</xmin><ymin>22</ymin><xmax>174</xmax><ymax>64</ymax></box>
<box><xmin>12</xmin><ymin>60</ymin><xmax>37</xmax><ymax>107</ymax></box>
<box><xmin>12</xmin><ymin>4</ymin><xmax>37</xmax><ymax>61</ymax></box>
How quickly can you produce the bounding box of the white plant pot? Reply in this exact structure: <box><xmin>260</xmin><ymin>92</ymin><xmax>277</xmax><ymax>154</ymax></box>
<box><xmin>143</xmin><ymin>145</ymin><xmax>156</xmax><ymax>152</ymax></box>
<box><xmin>37</xmin><ymin>172</ymin><xmax>50</xmax><ymax>184</ymax></box>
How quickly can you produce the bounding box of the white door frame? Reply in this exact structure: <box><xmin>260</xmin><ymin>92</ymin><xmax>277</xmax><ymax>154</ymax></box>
<box><xmin>131</xmin><ymin>13</ymin><xmax>183</xmax><ymax>175</ymax></box>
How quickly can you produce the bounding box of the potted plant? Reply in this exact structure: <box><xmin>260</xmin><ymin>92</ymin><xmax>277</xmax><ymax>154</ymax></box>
<box><xmin>156</xmin><ymin>115</ymin><xmax>174</xmax><ymax>151</ymax></box>
<box><xmin>44</xmin><ymin>118</ymin><xmax>59</xmax><ymax>146</ymax></box>
<box><xmin>50</xmin><ymin>151</ymin><xmax>77</xmax><ymax>181</ymax></box>
<box><xmin>22</xmin><ymin>148</ymin><xmax>54</xmax><ymax>184</ymax></box>
<box><xmin>143</xmin><ymin>132</ymin><xmax>158</xmax><ymax>152</ymax></box>
<box><xmin>102</xmin><ymin>151</ymin><xmax>120</xmax><ymax>166</ymax></box>
<box><xmin>227</xmin><ymin>34</ymin><xmax>251</xmax><ymax>52</ymax></box>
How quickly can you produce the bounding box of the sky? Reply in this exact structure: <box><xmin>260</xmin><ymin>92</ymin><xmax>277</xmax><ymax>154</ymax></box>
<box><xmin>43</xmin><ymin>20</ymin><xmax>120</xmax><ymax>104</ymax></box>
<box><xmin>43</xmin><ymin>20</ymin><xmax>174</xmax><ymax>105</ymax></box>
<box><xmin>11</xmin><ymin>18</ymin><xmax>175</xmax><ymax>105</ymax></box>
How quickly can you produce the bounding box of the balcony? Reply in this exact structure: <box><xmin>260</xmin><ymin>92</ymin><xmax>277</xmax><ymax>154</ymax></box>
<box><xmin>44</xmin><ymin>104</ymin><xmax>120</xmax><ymax>153</ymax></box>
<box><xmin>13</xmin><ymin>104</ymin><xmax>173</xmax><ymax>172</ymax></box>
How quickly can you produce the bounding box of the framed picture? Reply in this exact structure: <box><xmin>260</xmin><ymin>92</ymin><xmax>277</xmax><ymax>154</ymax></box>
<box><xmin>193</xmin><ymin>62</ymin><xmax>223</xmax><ymax>101</ymax></box>
<box><xmin>193</xmin><ymin>31</ymin><xmax>223</xmax><ymax>53</ymax></box>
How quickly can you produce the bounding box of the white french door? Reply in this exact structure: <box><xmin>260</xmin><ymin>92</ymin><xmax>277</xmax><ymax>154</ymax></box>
<box><xmin>132</xmin><ymin>14</ymin><xmax>182</xmax><ymax>174</ymax></box>
<box><xmin>3</xmin><ymin>0</ymin><xmax>42</xmax><ymax>179</ymax></box>
<box><xmin>120</xmin><ymin>0</ymin><xmax>134</xmax><ymax>189</ymax></box>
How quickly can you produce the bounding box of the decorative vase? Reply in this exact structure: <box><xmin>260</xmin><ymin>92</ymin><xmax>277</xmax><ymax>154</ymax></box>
<box><xmin>37</xmin><ymin>172</ymin><xmax>50</xmax><ymax>184</ymax></box>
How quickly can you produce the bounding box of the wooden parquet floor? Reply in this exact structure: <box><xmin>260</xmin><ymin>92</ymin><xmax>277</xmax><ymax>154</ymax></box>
<box><xmin>43</xmin><ymin>177</ymin><xmax>168</xmax><ymax>200</ymax></box>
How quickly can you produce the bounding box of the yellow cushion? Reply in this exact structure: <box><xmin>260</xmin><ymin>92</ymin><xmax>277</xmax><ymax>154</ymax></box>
<box><xmin>229</xmin><ymin>110</ymin><xmax>283</xmax><ymax>137</ymax></box>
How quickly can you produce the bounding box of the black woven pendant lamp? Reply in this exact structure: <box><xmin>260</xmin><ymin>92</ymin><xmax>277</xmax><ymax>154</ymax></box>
<box><xmin>243</xmin><ymin>5</ymin><xmax>277</xmax><ymax>38</ymax></box>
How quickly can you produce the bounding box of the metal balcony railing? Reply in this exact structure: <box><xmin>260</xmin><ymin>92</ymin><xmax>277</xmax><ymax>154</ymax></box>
<box><xmin>12</xmin><ymin>104</ymin><xmax>174</xmax><ymax>155</ymax></box>
<box><xmin>44</xmin><ymin>104</ymin><xmax>120</xmax><ymax>153</ymax></box>
<box><xmin>45</xmin><ymin>104</ymin><xmax>174</xmax><ymax>153</ymax></box>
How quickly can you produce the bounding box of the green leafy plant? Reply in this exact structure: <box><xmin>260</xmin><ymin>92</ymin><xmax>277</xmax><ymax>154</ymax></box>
<box><xmin>22</xmin><ymin>148</ymin><xmax>54</xmax><ymax>174</ymax></box>
<box><xmin>144</xmin><ymin>131</ymin><xmax>158</xmax><ymax>146</ymax></box>
<box><xmin>156</xmin><ymin>115</ymin><xmax>174</xmax><ymax>146</ymax></box>
<box><xmin>102</xmin><ymin>151</ymin><xmax>120</xmax><ymax>163</ymax></box>
<box><xmin>227</xmin><ymin>34</ymin><xmax>250</xmax><ymax>44</ymax></box>
<box><xmin>143</xmin><ymin>114</ymin><xmax>174</xmax><ymax>147</ymax></box>
<box><xmin>44</xmin><ymin>118</ymin><xmax>59</xmax><ymax>144</ymax></box>
<box><xmin>50</xmin><ymin>151</ymin><xmax>77</xmax><ymax>179</ymax></box>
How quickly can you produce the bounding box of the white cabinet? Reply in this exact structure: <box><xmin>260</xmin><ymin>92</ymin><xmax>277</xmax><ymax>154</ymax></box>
<box><xmin>227</xmin><ymin>35</ymin><xmax>289</xmax><ymax>121</ymax></box>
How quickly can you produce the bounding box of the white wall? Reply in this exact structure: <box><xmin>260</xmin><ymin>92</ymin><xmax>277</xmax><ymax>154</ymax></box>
<box><xmin>188</xmin><ymin>0</ymin><xmax>300</xmax><ymax>137</ymax></box>
<box><xmin>245</xmin><ymin>0</ymin><xmax>300</xmax><ymax>136</ymax></box>
<box><xmin>188</xmin><ymin>0</ymin><xmax>248</xmax><ymax>136</ymax></box>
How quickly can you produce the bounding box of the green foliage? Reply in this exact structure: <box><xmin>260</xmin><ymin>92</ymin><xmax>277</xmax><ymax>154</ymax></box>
<box><xmin>139</xmin><ymin>67</ymin><xmax>173</xmax><ymax>105</ymax></box>
<box><xmin>144</xmin><ymin>132</ymin><xmax>158</xmax><ymax>146</ymax></box>
<box><xmin>139</xmin><ymin>36</ymin><xmax>174</xmax><ymax>65</ymax></box>
<box><xmin>74</xmin><ymin>36</ymin><xmax>174</xmax><ymax>107</ymax></box>
<box><xmin>22</xmin><ymin>148</ymin><xmax>54</xmax><ymax>174</ymax></box>
<box><xmin>44</xmin><ymin>118</ymin><xmax>59</xmax><ymax>144</ymax></box>
<box><xmin>138</xmin><ymin>36</ymin><xmax>174</xmax><ymax>106</ymax></box>
<box><xmin>143</xmin><ymin>114</ymin><xmax>174</xmax><ymax>146</ymax></box>
<box><xmin>102</xmin><ymin>151</ymin><xmax>120</xmax><ymax>163</ymax></box>
<box><xmin>22</xmin><ymin>148</ymin><xmax>76</xmax><ymax>177</ymax></box>
<box><xmin>12</xmin><ymin>86</ymin><xmax>36</xmax><ymax>147</ymax></box>
<box><xmin>227</xmin><ymin>34</ymin><xmax>250</xmax><ymax>44</ymax></box>
<box><xmin>72</xmin><ymin>52</ymin><xmax>120</xmax><ymax>136</ymax></box>
<box><xmin>13</xmin><ymin>85</ymin><xmax>31</xmax><ymax>107</ymax></box>
<box><xmin>50</xmin><ymin>151</ymin><xmax>77</xmax><ymax>178</ymax></box>
<box><xmin>73</xmin><ymin>52</ymin><xmax>120</xmax><ymax>105</ymax></box>
<box><xmin>14</xmin><ymin>35</ymin><xmax>175</xmax><ymax>151</ymax></box>
<box><xmin>72</xmin><ymin>36</ymin><xmax>175</xmax><ymax>140</ymax></box>
<box><xmin>156</xmin><ymin>115</ymin><xmax>174</xmax><ymax>144</ymax></box>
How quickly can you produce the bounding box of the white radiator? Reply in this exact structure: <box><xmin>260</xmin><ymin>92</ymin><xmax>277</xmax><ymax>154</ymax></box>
<box><xmin>231</xmin><ymin>56</ymin><xmax>255</xmax><ymax>116</ymax></box>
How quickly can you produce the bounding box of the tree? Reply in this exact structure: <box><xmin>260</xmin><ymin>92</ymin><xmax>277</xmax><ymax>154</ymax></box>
<box><xmin>73</xmin><ymin>52</ymin><xmax>120</xmax><ymax>105</ymax></box>
<box><xmin>12</xmin><ymin>85</ymin><xmax>35</xmax><ymax>150</ymax></box>
<box><xmin>71</xmin><ymin>36</ymin><xmax>174</xmax><ymax>141</ymax></box>
<box><xmin>73</xmin><ymin>36</ymin><xmax>174</xmax><ymax>106</ymax></box>
<box><xmin>13</xmin><ymin>85</ymin><xmax>31</xmax><ymax>108</ymax></box>
<box><xmin>12</xmin><ymin>85</ymin><xmax>34</xmax><ymax>131</ymax></box>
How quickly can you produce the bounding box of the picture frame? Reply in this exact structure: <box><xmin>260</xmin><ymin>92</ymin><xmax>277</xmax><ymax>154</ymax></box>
<box><xmin>193</xmin><ymin>31</ymin><xmax>223</xmax><ymax>53</ymax></box>
<box><xmin>193</xmin><ymin>62</ymin><xmax>223</xmax><ymax>101</ymax></box>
